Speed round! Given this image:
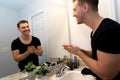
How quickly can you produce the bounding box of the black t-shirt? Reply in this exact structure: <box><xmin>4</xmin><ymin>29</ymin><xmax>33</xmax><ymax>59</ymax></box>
<box><xmin>91</xmin><ymin>18</ymin><xmax>120</xmax><ymax>60</ymax></box>
<box><xmin>11</xmin><ymin>36</ymin><xmax>41</xmax><ymax>71</ymax></box>
<box><xmin>91</xmin><ymin>18</ymin><xmax>120</xmax><ymax>79</ymax></box>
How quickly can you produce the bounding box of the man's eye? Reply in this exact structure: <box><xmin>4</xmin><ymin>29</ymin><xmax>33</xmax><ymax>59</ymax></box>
<box><xmin>22</xmin><ymin>27</ymin><xmax>25</xmax><ymax>29</ymax></box>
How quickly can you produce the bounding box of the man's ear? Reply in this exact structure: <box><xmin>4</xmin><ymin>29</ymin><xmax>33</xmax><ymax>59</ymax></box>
<box><xmin>83</xmin><ymin>3</ymin><xmax>89</xmax><ymax>12</ymax></box>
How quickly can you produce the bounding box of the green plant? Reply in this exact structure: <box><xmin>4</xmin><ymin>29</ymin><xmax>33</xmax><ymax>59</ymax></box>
<box><xmin>22</xmin><ymin>61</ymin><xmax>50</xmax><ymax>78</ymax></box>
<box><xmin>23</xmin><ymin>61</ymin><xmax>36</xmax><ymax>73</ymax></box>
<box><xmin>33</xmin><ymin>64</ymin><xmax>50</xmax><ymax>77</ymax></box>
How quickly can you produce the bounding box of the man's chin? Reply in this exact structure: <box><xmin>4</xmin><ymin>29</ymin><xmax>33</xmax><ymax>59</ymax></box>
<box><xmin>24</xmin><ymin>34</ymin><xmax>30</xmax><ymax>36</ymax></box>
<box><xmin>77</xmin><ymin>22</ymin><xmax>80</xmax><ymax>24</ymax></box>
<box><xmin>76</xmin><ymin>20</ymin><xmax>80</xmax><ymax>24</ymax></box>
<box><xmin>77</xmin><ymin>21</ymin><xmax>81</xmax><ymax>24</ymax></box>
<box><xmin>77</xmin><ymin>21</ymin><xmax>83</xmax><ymax>24</ymax></box>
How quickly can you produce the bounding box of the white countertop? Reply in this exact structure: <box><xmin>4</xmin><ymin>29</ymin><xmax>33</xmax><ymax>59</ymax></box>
<box><xmin>0</xmin><ymin>65</ymin><xmax>96</xmax><ymax>80</ymax></box>
<box><xmin>0</xmin><ymin>72</ymin><xmax>25</xmax><ymax>80</ymax></box>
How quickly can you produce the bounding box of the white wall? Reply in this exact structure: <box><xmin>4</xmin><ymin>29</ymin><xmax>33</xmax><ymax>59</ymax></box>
<box><xmin>115</xmin><ymin>0</ymin><xmax>120</xmax><ymax>23</ymax></box>
<box><xmin>45</xmin><ymin>0</ymin><xmax>70</xmax><ymax>58</ymax></box>
<box><xmin>98</xmin><ymin>0</ymin><xmax>116</xmax><ymax>20</ymax></box>
<box><xmin>0</xmin><ymin>6</ymin><xmax>19</xmax><ymax>77</ymax></box>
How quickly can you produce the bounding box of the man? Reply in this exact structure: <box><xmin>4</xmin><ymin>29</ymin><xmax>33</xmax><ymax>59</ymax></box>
<box><xmin>11</xmin><ymin>20</ymin><xmax>42</xmax><ymax>71</ymax></box>
<box><xmin>63</xmin><ymin>0</ymin><xmax>120</xmax><ymax>79</ymax></box>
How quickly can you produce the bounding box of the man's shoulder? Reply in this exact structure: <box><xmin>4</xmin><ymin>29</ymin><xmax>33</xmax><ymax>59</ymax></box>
<box><xmin>99</xmin><ymin>18</ymin><xmax>120</xmax><ymax>32</ymax></box>
<box><xmin>103</xmin><ymin>18</ymin><xmax>120</xmax><ymax>26</ymax></box>
<box><xmin>32</xmin><ymin>36</ymin><xmax>39</xmax><ymax>40</ymax></box>
<box><xmin>12</xmin><ymin>37</ymin><xmax>19</xmax><ymax>43</ymax></box>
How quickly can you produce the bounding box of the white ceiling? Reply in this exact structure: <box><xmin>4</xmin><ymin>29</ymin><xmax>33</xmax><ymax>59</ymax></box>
<box><xmin>0</xmin><ymin>0</ymin><xmax>36</xmax><ymax>10</ymax></box>
<box><xmin>0</xmin><ymin>0</ymin><xmax>67</xmax><ymax>10</ymax></box>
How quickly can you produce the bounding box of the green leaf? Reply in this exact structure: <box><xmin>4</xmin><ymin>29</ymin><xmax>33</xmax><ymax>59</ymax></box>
<box><xmin>34</xmin><ymin>64</ymin><xmax>50</xmax><ymax>76</ymax></box>
<box><xmin>22</xmin><ymin>61</ymin><xmax>36</xmax><ymax>72</ymax></box>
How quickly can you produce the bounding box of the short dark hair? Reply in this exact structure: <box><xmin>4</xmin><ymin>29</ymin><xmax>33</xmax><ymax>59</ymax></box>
<box><xmin>73</xmin><ymin>0</ymin><xmax>99</xmax><ymax>11</ymax></box>
<box><xmin>17</xmin><ymin>20</ymin><xmax>28</xmax><ymax>28</ymax></box>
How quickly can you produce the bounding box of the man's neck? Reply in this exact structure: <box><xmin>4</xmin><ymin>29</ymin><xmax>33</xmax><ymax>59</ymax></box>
<box><xmin>85</xmin><ymin>12</ymin><xmax>104</xmax><ymax>34</ymax></box>
<box><xmin>21</xmin><ymin>35</ymin><xmax>31</xmax><ymax>40</ymax></box>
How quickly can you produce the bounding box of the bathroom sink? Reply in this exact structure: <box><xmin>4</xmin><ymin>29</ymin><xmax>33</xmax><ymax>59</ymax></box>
<box><xmin>50</xmin><ymin>71</ymin><xmax>96</xmax><ymax>80</ymax></box>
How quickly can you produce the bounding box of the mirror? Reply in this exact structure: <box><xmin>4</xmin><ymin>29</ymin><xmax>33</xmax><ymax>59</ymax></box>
<box><xmin>0</xmin><ymin>0</ymin><xmax>70</xmax><ymax>77</ymax></box>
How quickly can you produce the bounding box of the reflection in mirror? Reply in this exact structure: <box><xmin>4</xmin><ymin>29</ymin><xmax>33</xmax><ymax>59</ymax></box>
<box><xmin>0</xmin><ymin>0</ymin><xmax>70</xmax><ymax>78</ymax></box>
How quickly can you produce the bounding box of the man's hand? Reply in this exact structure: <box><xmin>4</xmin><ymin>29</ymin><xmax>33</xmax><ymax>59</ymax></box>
<box><xmin>28</xmin><ymin>46</ymin><xmax>42</xmax><ymax>56</ymax></box>
<box><xmin>27</xmin><ymin>46</ymin><xmax>36</xmax><ymax>54</ymax></box>
<box><xmin>63</xmin><ymin>44</ymin><xmax>80</xmax><ymax>55</ymax></box>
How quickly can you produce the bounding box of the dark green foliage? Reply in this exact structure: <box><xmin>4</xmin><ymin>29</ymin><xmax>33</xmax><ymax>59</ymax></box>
<box><xmin>22</xmin><ymin>61</ymin><xmax>36</xmax><ymax>73</ymax></box>
<box><xmin>34</xmin><ymin>64</ymin><xmax>50</xmax><ymax>77</ymax></box>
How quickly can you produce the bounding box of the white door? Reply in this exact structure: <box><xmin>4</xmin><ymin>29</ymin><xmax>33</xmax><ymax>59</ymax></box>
<box><xmin>31</xmin><ymin>11</ymin><xmax>47</xmax><ymax>63</ymax></box>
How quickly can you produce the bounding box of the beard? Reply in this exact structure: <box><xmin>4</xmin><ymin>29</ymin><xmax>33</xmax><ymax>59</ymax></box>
<box><xmin>76</xmin><ymin>15</ymin><xmax>85</xmax><ymax>24</ymax></box>
<box><xmin>77</xmin><ymin>18</ymin><xmax>83</xmax><ymax>24</ymax></box>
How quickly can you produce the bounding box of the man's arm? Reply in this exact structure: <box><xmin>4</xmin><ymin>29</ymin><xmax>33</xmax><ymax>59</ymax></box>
<box><xmin>77</xmin><ymin>50</ymin><xmax>120</xmax><ymax>79</ymax></box>
<box><xmin>63</xmin><ymin>44</ymin><xmax>120</xmax><ymax>79</ymax></box>
<box><xmin>63</xmin><ymin>45</ymin><xmax>92</xmax><ymax>57</ymax></box>
<box><xmin>12</xmin><ymin>49</ymin><xmax>31</xmax><ymax>62</ymax></box>
<box><xmin>80</xmin><ymin>48</ymin><xmax>92</xmax><ymax>57</ymax></box>
<box><xmin>33</xmin><ymin>46</ymin><xmax>43</xmax><ymax>56</ymax></box>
